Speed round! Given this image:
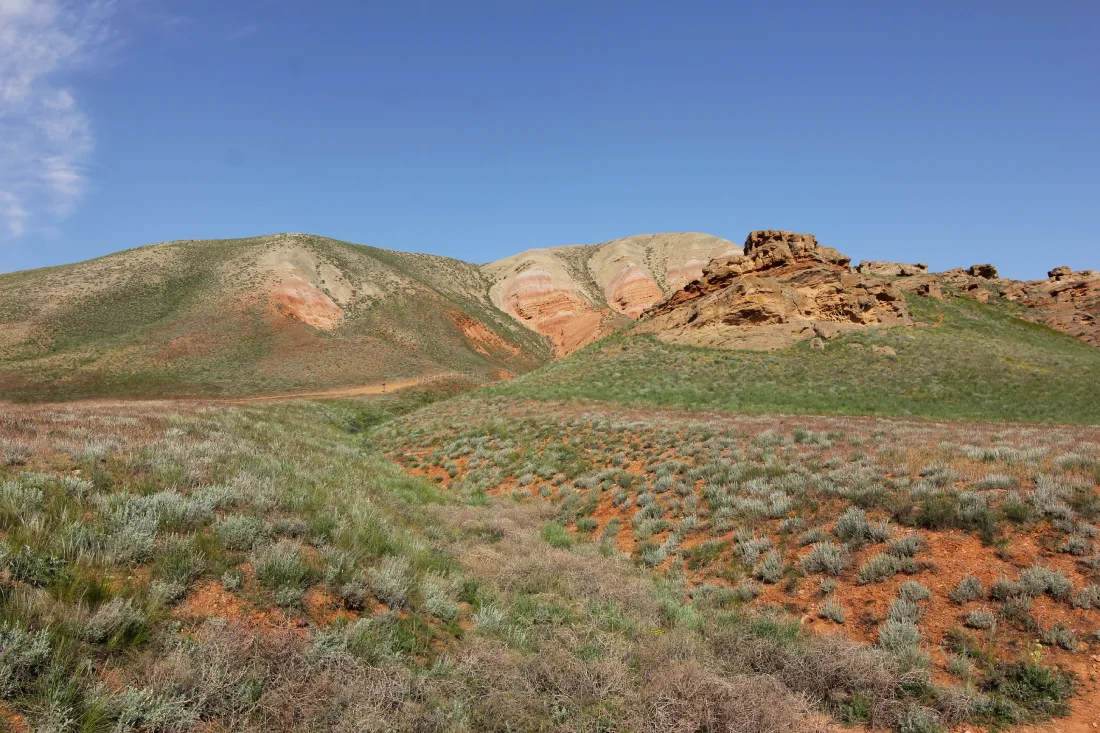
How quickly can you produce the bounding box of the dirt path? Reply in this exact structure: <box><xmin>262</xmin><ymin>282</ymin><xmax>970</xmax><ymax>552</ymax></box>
<box><xmin>221</xmin><ymin>374</ymin><xmax>467</xmax><ymax>403</ymax></box>
<box><xmin>1</xmin><ymin>374</ymin><xmax>470</xmax><ymax>408</ymax></box>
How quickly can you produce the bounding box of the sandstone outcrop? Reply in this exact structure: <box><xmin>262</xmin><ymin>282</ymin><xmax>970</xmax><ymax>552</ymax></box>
<box><xmin>273</xmin><ymin>275</ymin><xmax>344</xmax><ymax>331</ymax></box>
<box><xmin>260</xmin><ymin>245</ymin><xmax>357</xmax><ymax>331</ymax></box>
<box><xmin>856</xmin><ymin>260</ymin><xmax>928</xmax><ymax>277</ymax></box>
<box><xmin>483</xmin><ymin>229</ymin><xmax>1099</xmax><ymax>355</ymax></box>
<box><xmin>636</xmin><ymin>230</ymin><xmax>912</xmax><ymax>350</ymax></box>
<box><xmin>871</xmin><ymin>345</ymin><xmax>898</xmax><ymax>358</ymax></box>
<box><xmin>886</xmin><ymin>261</ymin><xmax>1099</xmax><ymax>347</ymax></box>
<box><xmin>1003</xmin><ymin>268</ymin><xmax>1100</xmax><ymax>347</ymax></box>
<box><xmin>967</xmin><ymin>264</ymin><xmax>999</xmax><ymax>279</ymax></box>
<box><xmin>893</xmin><ymin>276</ymin><xmax>944</xmax><ymax>300</ymax></box>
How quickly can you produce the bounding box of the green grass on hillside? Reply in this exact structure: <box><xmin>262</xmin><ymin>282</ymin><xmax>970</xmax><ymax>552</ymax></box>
<box><xmin>487</xmin><ymin>295</ymin><xmax>1100</xmax><ymax>424</ymax></box>
<box><xmin>0</xmin><ymin>234</ymin><xmax>549</xmax><ymax>401</ymax></box>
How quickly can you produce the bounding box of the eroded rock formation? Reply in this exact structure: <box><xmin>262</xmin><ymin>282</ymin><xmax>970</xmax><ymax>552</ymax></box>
<box><xmin>491</xmin><ymin>266</ymin><xmax>621</xmax><ymax>356</ymax></box>
<box><xmin>260</xmin><ymin>245</ymin><xmax>356</xmax><ymax>331</ymax></box>
<box><xmin>483</xmin><ymin>233</ymin><xmax>740</xmax><ymax>355</ymax></box>
<box><xmin>856</xmin><ymin>260</ymin><xmax>928</xmax><ymax>277</ymax></box>
<box><xmin>481</xmin><ymin>228</ymin><xmax>1098</xmax><ymax>355</ymax></box>
<box><xmin>1003</xmin><ymin>269</ymin><xmax>1100</xmax><ymax>346</ymax></box>
<box><xmin>887</xmin><ymin>262</ymin><xmax>1100</xmax><ymax>346</ymax></box>
<box><xmin>636</xmin><ymin>230</ymin><xmax>911</xmax><ymax>350</ymax></box>
<box><xmin>272</xmin><ymin>275</ymin><xmax>344</xmax><ymax>331</ymax></box>
<box><xmin>967</xmin><ymin>264</ymin><xmax>999</xmax><ymax>279</ymax></box>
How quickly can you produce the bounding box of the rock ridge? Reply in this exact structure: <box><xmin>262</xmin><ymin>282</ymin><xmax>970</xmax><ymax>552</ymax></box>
<box><xmin>636</xmin><ymin>230</ymin><xmax>911</xmax><ymax>350</ymax></box>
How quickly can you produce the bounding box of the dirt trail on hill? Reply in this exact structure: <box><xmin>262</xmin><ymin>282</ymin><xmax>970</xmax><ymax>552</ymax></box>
<box><xmin>223</xmin><ymin>374</ymin><xmax>465</xmax><ymax>403</ymax></box>
<box><xmin>1</xmin><ymin>374</ymin><xmax>469</xmax><ymax>407</ymax></box>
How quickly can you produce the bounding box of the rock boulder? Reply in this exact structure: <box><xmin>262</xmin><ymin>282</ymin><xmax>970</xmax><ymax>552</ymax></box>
<box><xmin>856</xmin><ymin>261</ymin><xmax>929</xmax><ymax>278</ymax></box>
<box><xmin>967</xmin><ymin>264</ymin><xmax>999</xmax><ymax>279</ymax></box>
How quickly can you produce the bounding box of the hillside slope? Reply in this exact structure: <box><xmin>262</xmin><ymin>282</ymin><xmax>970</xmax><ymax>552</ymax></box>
<box><xmin>0</xmin><ymin>234</ymin><xmax>549</xmax><ymax>400</ymax></box>
<box><xmin>3</xmin><ymin>227</ymin><xmax>1094</xmax><ymax>406</ymax></box>
<box><xmin>488</xmin><ymin>293</ymin><xmax>1100</xmax><ymax>424</ymax></box>
<box><xmin>481</xmin><ymin>233</ymin><xmax>742</xmax><ymax>354</ymax></box>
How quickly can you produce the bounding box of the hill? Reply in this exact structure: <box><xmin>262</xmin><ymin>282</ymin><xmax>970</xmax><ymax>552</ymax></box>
<box><xmin>489</xmin><ymin>293</ymin><xmax>1100</xmax><ymax>424</ymax></box>
<box><xmin>481</xmin><ymin>232</ymin><xmax>741</xmax><ymax>354</ymax></box>
<box><xmin>2</xmin><ymin>229</ymin><xmax>1099</xmax><ymax>732</ymax></box>
<box><xmin>0</xmin><ymin>231</ymin><xmax>746</xmax><ymax>401</ymax></box>
<box><xmin>0</xmin><ymin>234</ymin><xmax>550</xmax><ymax>400</ymax></box>
<box><xmin>480</xmin><ymin>230</ymin><xmax>1100</xmax><ymax>424</ymax></box>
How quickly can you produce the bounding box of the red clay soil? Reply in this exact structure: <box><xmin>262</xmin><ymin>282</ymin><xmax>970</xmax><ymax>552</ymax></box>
<box><xmin>451</xmin><ymin>312</ymin><xmax>522</xmax><ymax>358</ymax></box>
<box><xmin>387</xmin><ymin>408</ymin><xmax>1100</xmax><ymax>731</ymax></box>
<box><xmin>177</xmin><ymin>581</ymin><xmax>310</xmax><ymax>638</ymax></box>
<box><xmin>0</xmin><ymin>703</ymin><xmax>28</xmax><ymax>732</ymax></box>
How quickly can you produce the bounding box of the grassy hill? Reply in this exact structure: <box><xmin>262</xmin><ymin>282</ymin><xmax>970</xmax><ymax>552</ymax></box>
<box><xmin>0</xmin><ymin>234</ymin><xmax>550</xmax><ymax>401</ymax></box>
<box><xmin>486</xmin><ymin>294</ymin><xmax>1100</xmax><ymax>424</ymax></box>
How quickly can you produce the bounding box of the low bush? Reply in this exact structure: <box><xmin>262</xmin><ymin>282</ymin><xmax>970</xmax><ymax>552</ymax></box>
<box><xmin>83</xmin><ymin>598</ymin><xmax>147</xmax><ymax>646</ymax></box>
<box><xmin>1018</xmin><ymin>565</ymin><xmax>1073</xmax><ymax>601</ymax></box>
<box><xmin>888</xmin><ymin>534</ymin><xmax>923</xmax><ymax>558</ymax></box>
<box><xmin>898</xmin><ymin>581</ymin><xmax>931</xmax><ymax>603</ymax></box>
<box><xmin>950</xmin><ymin>576</ymin><xmax>985</xmax><ymax>604</ymax></box>
<box><xmin>252</xmin><ymin>540</ymin><xmax>314</xmax><ymax>593</ymax></box>
<box><xmin>1042</xmin><ymin>624</ymin><xmax>1077</xmax><ymax>651</ymax></box>
<box><xmin>858</xmin><ymin>553</ymin><xmax>916</xmax><ymax>585</ymax></box>
<box><xmin>1071</xmin><ymin>584</ymin><xmax>1100</xmax><ymax>610</ymax></box>
<box><xmin>801</xmin><ymin>542</ymin><xmax>848</xmax><ymax>576</ymax></box>
<box><xmin>834</xmin><ymin>506</ymin><xmax>873</xmax><ymax>542</ymax></box>
<box><xmin>979</xmin><ymin>661</ymin><xmax>1075</xmax><ymax>720</ymax></box>
<box><xmin>1059</xmin><ymin>535</ymin><xmax>1093</xmax><ymax>556</ymax></box>
<box><xmin>215</xmin><ymin>515</ymin><xmax>269</xmax><ymax>551</ymax></box>
<box><xmin>888</xmin><ymin>599</ymin><xmax>923</xmax><ymax>624</ymax></box>
<box><xmin>819</xmin><ymin>599</ymin><xmax>846</xmax><ymax>623</ymax></box>
<box><xmin>370</xmin><ymin>556</ymin><xmax>412</xmax><ymax>608</ymax></box>
<box><xmin>878</xmin><ymin>619</ymin><xmax>921</xmax><ymax>652</ymax></box>
<box><xmin>0</xmin><ymin>624</ymin><xmax>51</xmax><ymax>697</ymax></box>
<box><xmin>1000</xmin><ymin>596</ymin><xmax>1035</xmax><ymax>630</ymax></box>
<box><xmin>541</xmin><ymin>522</ymin><xmax>574</xmax><ymax>549</ymax></box>
<box><xmin>754</xmin><ymin>551</ymin><xmax>785</xmax><ymax>584</ymax></box>
<box><xmin>965</xmin><ymin>609</ymin><xmax>996</xmax><ymax>630</ymax></box>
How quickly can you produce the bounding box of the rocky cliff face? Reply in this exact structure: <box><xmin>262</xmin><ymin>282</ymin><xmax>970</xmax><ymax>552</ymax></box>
<box><xmin>635</xmin><ymin>230</ymin><xmax>911</xmax><ymax>350</ymax></box>
<box><xmin>1003</xmin><ymin>268</ymin><xmax>1100</xmax><ymax>346</ymax></box>
<box><xmin>482</xmin><ymin>233</ymin><xmax>741</xmax><ymax>355</ymax></box>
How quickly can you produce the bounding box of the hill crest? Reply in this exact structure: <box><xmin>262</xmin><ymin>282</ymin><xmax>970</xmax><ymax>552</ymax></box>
<box><xmin>1</xmin><ymin>229</ymin><xmax>1096</xmax><ymax>401</ymax></box>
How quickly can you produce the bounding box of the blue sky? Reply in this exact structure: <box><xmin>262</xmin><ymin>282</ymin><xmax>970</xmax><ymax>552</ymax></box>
<box><xmin>1</xmin><ymin>1</ymin><xmax>1097</xmax><ymax>279</ymax></box>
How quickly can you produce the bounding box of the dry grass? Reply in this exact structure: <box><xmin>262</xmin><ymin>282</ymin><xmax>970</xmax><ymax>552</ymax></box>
<box><xmin>378</xmin><ymin>395</ymin><xmax>1100</xmax><ymax>729</ymax></box>
<box><xmin>0</xmin><ymin>390</ymin><xmax>1094</xmax><ymax>730</ymax></box>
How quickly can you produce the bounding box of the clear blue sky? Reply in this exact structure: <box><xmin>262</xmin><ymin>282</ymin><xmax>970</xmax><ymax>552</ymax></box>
<box><xmin>2</xmin><ymin>0</ymin><xmax>1098</xmax><ymax>279</ymax></box>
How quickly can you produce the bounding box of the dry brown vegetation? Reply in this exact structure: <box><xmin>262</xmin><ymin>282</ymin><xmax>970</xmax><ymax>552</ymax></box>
<box><xmin>0</xmin><ymin>397</ymin><xmax>902</xmax><ymax>732</ymax></box>
<box><xmin>378</xmin><ymin>396</ymin><xmax>1100</xmax><ymax>731</ymax></box>
<box><xmin>2</xmin><ymin>365</ymin><xmax>1098</xmax><ymax>731</ymax></box>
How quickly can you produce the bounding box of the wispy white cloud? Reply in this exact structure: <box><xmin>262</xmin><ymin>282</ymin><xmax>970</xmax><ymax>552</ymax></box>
<box><xmin>0</xmin><ymin>0</ymin><xmax>117</xmax><ymax>240</ymax></box>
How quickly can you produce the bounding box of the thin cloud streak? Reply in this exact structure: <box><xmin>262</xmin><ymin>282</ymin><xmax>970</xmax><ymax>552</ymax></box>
<box><xmin>0</xmin><ymin>0</ymin><xmax>116</xmax><ymax>241</ymax></box>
